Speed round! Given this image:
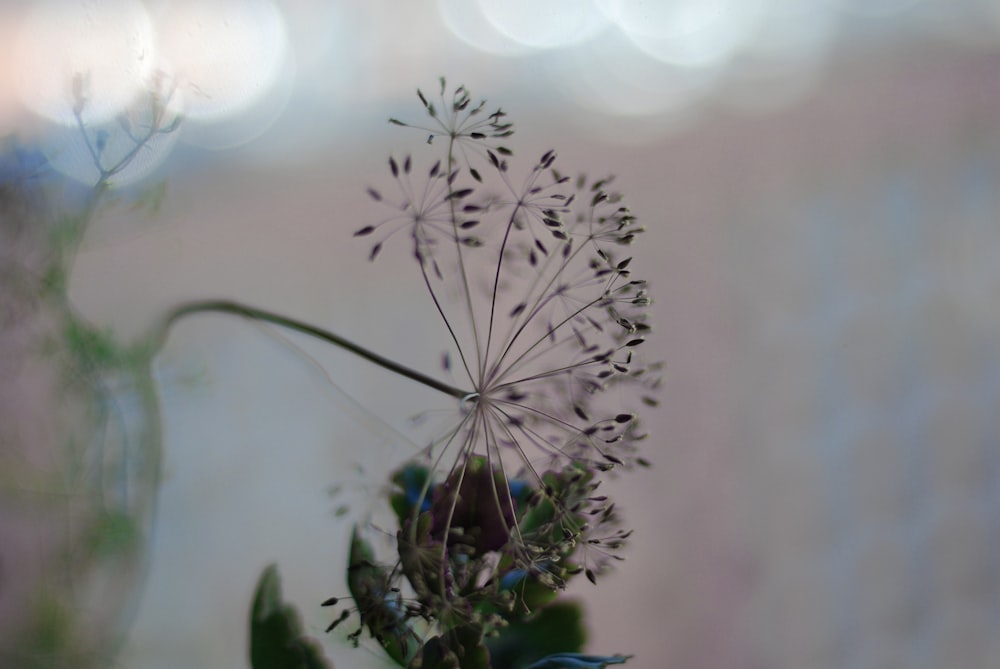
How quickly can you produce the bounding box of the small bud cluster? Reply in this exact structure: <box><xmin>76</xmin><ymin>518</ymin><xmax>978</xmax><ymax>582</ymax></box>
<box><xmin>324</xmin><ymin>459</ymin><xmax>630</xmax><ymax>668</ymax></box>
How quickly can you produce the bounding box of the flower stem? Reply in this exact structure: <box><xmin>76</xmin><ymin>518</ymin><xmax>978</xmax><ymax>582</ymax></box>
<box><xmin>154</xmin><ymin>299</ymin><xmax>470</xmax><ymax>400</ymax></box>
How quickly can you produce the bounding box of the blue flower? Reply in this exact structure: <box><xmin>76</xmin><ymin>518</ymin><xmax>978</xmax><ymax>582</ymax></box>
<box><xmin>397</xmin><ymin>464</ymin><xmax>433</xmax><ymax>513</ymax></box>
<box><xmin>525</xmin><ymin>653</ymin><xmax>633</xmax><ymax>669</ymax></box>
<box><xmin>507</xmin><ymin>478</ymin><xmax>528</xmax><ymax>501</ymax></box>
<box><xmin>499</xmin><ymin>568</ymin><xmax>528</xmax><ymax>590</ymax></box>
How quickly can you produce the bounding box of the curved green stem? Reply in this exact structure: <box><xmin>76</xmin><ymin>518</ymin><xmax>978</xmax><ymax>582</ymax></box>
<box><xmin>154</xmin><ymin>299</ymin><xmax>469</xmax><ymax>400</ymax></box>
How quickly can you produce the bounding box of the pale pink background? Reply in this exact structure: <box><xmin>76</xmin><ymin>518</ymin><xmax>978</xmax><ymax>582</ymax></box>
<box><xmin>57</xmin><ymin>37</ymin><xmax>1000</xmax><ymax>669</ymax></box>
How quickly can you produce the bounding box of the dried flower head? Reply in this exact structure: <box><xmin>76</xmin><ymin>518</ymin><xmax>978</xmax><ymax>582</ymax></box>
<box><xmin>359</xmin><ymin>79</ymin><xmax>657</xmax><ymax>502</ymax></box>
<box><xmin>330</xmin><ymin>80</ymin><xmax>660</xmax><ymax>668</ymax></box>
<box><xmin>388</xmin><ymin>76</ymin><xmax>514</xmax><ymax>183</ymax></box>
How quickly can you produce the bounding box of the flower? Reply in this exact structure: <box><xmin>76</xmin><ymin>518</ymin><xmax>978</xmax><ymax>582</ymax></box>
<box><xmin>360</xmin><ymin>80</ymin><xmax>658</xmax><ymax>543</ymax></box>
<box><xmin>329</xmin><ymin>459</ymin><xmax>632</xmax><ymax>667</ymax></box>
<box><xmin>329</xmin><ymin>80</ymin><xmax>660</xmax><ymax>667</ymax></box>
<box><xmin>387</xmin><ymin>76</ymin><xmax>514</xmax><ymax>182</ymax></box>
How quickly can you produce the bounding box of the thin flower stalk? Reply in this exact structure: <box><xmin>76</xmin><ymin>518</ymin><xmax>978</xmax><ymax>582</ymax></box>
<box><xmin>322</xmin><ymin>80</ymin><xmax>660</xmax><ymax>667</ymax></box>
<box><xmin>147</xmin><ymin>79</ymin><xmax>655</xmax><ymax>669</ymax></box>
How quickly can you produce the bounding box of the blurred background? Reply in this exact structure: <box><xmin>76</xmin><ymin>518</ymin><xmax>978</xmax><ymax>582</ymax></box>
<box><xmin>2</xmin><ymin>1</ymin><xmax>1000</xmax><ymax>668</ymax></box>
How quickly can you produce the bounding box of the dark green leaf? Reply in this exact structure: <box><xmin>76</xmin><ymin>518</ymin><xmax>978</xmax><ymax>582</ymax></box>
<box><xmin>348</xmin><ymin>528</ymin><xmax>419</xmax><ymax>666</ymax></box>
<box><xmin>410</xmin><ymin>625</ymin><xmax>490</xmax><ymax>669</ymax></box>
<box><xmin>486</xmin><ymin>602</ymin><xmax>586</xmax><ymax>669</ymax></box>
<box><xmin>249</xmin><ymin>564</ymin><xmax>332</xmax><ymax>669</ymax></box>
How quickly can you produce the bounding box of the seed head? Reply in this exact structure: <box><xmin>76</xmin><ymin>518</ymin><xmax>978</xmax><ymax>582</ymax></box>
<box><xmin>333</xmin><ymin>81</ymin><xmax>659</xmax><ymax>667</ymax></box>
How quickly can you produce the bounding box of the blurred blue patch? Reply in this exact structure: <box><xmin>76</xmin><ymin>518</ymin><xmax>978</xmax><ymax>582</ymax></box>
<box><xmin>0</xmin><ymin>141</ymin><xmax>50</xmax><ymax>183</ymax></box>
<box><xmin>499</xmin><ymin>568</ymin><xmax>528</xmax><ymax>590</ymax></box>
<box><xmin>508</xmin><ymin>478</ymin><xmax>528</xmax><ymax>500</ymax></box>
<box><xmin>524</xmin><ymin>652</ymin><xmax>632</xmax><ymax>668</ymax></box>
<box><xmin>399</xmin><ymin>464</ymin><xmax>433</xmax><ymax>513</ymax></box>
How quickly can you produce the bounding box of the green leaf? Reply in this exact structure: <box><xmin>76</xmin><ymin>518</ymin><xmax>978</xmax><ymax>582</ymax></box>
<box><xmin>390</xmin><ymin>463</ymin><xmax>433</xmax><ymax>522</ymax></box>
<box><xmin>485</xmin><ymin>601</ymin><xmax>587</xmax><ymax>669</ymax></box>
<box><xmin>249</xmin><ymin>564</ymin><xmax>331</xmax><ymax>669</ymax></box>
<box><xmin>409</xmin><ymin>625</ymin><xmax>490</xmax><ymax>669</ymax></box>
<box><xmin>348</xmin><ymin>527</ymin><xmax>420</xmax><ymax>666</ymax></box>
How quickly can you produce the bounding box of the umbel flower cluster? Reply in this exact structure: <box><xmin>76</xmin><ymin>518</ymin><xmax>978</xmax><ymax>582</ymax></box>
<box><xmin>2</xmin><ymin>69</ymin><xmax>658</xmax><ymax>668</ymax></box>
<box><xmin>319</xmin><ymin>79</ymin><xmax>660</xmax><ymax>669</ymax></box>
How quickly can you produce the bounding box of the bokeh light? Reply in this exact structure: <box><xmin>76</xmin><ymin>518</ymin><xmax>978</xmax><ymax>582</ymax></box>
<box><xmin>546</xmin><ymin>29</ymin><xmax>720</xmax><ymax>125</ymax></box>
<box><xmin>832</xmin><ymin>0</ymin><xmax>925</xmax><ymax>18</ymax></box>
<box><xmin>178</xmin><ymin>52</ymin><xmax>295</xmax><ymax>151</ymax></box>
<box><xmin>598</xmin><ymin>0</ymin><xmax>768</xmax><ymax>69</ymax></box>
<box><xmin>0</xmin><ymin>14</ymin><xmax>20</xmax><ymax>136</ymax></box>
<box><xmin>736</xmin><ymin>0</ymin><xmax>839</xmax><ymax>66</ymax></box>
<box><xmin>14</xmin><ymin>0</ymin><xmax>155</xmax><ymax>126</ymax></box>
<box><xmin>475</xmin><ymin>0</ymin><xmax>609</xmax><ymax>49</ymax></box>
<box><xmin>437</xmin><ymin>0</ymin><xmax>536</xmax><ymax>56</ymax></box>
<box><xmin>718</xmin><ymin>1</ymin><xmax>839</xmax><ymax>112</ymax></box>
<box><xmin>40</xmin><ymin>104</ymin><xmax>180</xmax><ymax>187</ymax></box>
<box><xmin>152</xmin><ymin>0</ymin><xmax>289</xmax><ymax>122</ymax></box>
<box><xmin>7</xmin><ymin>2</ymin><xmax>1000</xmax><ymax>668</ymax></box>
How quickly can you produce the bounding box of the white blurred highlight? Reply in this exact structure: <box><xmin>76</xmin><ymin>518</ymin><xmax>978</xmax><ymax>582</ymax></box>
<box><xmin>41</xmin><ymin>112</ymin><xmax>180</xmax><ymax>187</ymax></box>
<box><xmin>475</xmin><ymin>0</ymin><xmax>609</xmax><ymax>49</ymax></box>
<box><xmin>437</xmin><ymin>0</ymin><xmax>535</xmax><ymax>56</ymax></box>
<box><xmin>718</xmin><ymin>1</ymin><xmax>839</xmax><ymax>113</ymax></box>
<box><xmin>546</xmin><ymin>30</ymin><xmax>717</xmax><ymax>130</ymax></box>
<box><xmin>39</xmin><ymin>70</ymin><xmax>181</xmax><ymax>187</ymax></box>
<box><xmin>153</xmin><ymin>0</ymin><xmax>289</xmax><ymax>122</ymax></box>
<box><xmin>738</xmin><ymin>0</ymin><xmax>839</xmax><ymax>64</ymax></box>
<box><xmin>0</xmin><ymin>11</ymin><xmax>21</xmax><ymax>136</ymax></box>
<box><xmin>599</xmin><ymin>0</ymin><xmax>767</xmax><ymax>69</ymax></box>
<box><xmin>14</xmin><ymin>0</ymin><xmax>155</xmax><ymax>126</ymax></box>
<box><xmin>436</xmin><ymin>0</ymin><xmax>849</xmax><ymax>125</ymax></box>
<box><xmin>179</xmin><ymin>52</ymin><xmax>295</xmax><ymax>151</ymax></box>
<box><xmin>833</xmin><ymin>0</ymin><xmax>925</xmax><ymax>18</ymax></box>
